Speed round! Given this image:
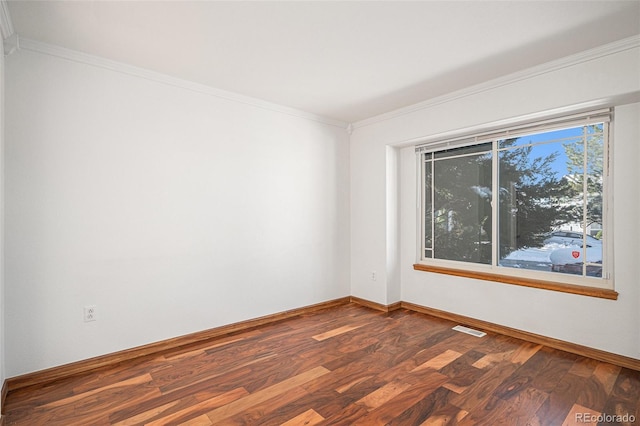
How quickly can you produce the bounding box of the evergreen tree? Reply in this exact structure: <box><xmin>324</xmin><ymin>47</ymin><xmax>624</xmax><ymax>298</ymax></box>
<box><xmin>430</xmin><ymin>144</ymin><xmax>493</xmax><ymax>263</ymax></box>
<box><xmin>427</xmin><ymin>139</ymin><xmax>575</xmax><ymax>263</ymax></box>
<box><xmin>497</xmin><ymin>140</ymin><xmax>574</xmax><ymax>258</ymax></box>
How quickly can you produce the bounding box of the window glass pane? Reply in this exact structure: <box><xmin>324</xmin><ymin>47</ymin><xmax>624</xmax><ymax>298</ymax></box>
<box><xmin>498</xmin><ymin>139</ymin><xmax>574</xmax><ymax>272</ymax></box>
<box><xmin>433</xmin><ymin>152</ymin><xmax>492</xmax><ymax>264</ymax></box>
<box><xmin>585</xmin><ymin>126</ymin><xmax>605</xmax><ymax>234</ymax></box>
<box><xmin>585</xmin><ymin>124</ymin><xmax>604</xmax><ymax>277</ymax></box>
<box><xmin>497</xmin><ymin>125</ymin><xmax>605</xmax><ymax>278</ymax></box>
<box><xmin>549</xmin><ymin>125</ymin><xmax>604</xmax><ymax>278</ymax></box>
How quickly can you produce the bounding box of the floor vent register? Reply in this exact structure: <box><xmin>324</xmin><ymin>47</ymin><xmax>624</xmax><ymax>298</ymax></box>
<box><xmin>452</xmin><ymin>325</ymin><xmax>487</xmax><ymax>338</ymax></box>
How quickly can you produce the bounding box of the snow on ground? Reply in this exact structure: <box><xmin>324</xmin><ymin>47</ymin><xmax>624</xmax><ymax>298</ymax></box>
<box><xmin>501</xmin><ymin>242</ymin><xmax>602</xmax><ymax>276</ymax></box>
<box><xmin>503</xmin><ymin>243</ymin><xmax>567</xmax><ymax>262</ymax></box>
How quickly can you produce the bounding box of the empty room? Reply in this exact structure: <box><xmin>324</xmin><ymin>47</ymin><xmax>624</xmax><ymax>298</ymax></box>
<box><xmin>0</xmin><ymin>1</ymin><xmax>639</xmax><ymax>424</ymax></box>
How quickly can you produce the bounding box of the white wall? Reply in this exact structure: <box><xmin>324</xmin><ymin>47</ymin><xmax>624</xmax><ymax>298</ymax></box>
<box><xmin>4</xmin><ymin>33</ymin><xmax>639</xmax><ymax>381</ymax></box>
<box><xmin>4</xmin><ymin>48</ymin><xmax>350</xmax><ymax>376</ymax></box>
<box><xmin>351</xmin><ymin>41</ymin><xmax>640</xmax><ymax>358</ymax></box>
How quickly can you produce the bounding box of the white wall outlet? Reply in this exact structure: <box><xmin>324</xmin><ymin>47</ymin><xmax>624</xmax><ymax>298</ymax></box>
<box><xmin>371</xmin><ymin>271</ymin><xmax>377</xmax><ymax>281</ymax></box>
<box><xmin>84</xmin><ymin>305</ymin><xmax>97</xmax><ymax>322</ymax></box>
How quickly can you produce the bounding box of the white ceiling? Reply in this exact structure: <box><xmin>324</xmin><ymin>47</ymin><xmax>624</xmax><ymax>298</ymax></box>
<box><xmin>6</xmin><ymin>1</ymin><xmax>640</xmax><ymax>123</ymax></box>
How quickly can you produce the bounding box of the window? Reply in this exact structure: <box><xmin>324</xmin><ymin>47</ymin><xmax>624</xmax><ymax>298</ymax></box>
<box><xmin>416</xmin><ymin>109</ymin><xmax>612</xmax><ymax>292</ymax></box>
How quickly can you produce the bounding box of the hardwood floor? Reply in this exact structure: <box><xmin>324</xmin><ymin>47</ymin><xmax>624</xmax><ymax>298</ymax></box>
<box><xmin>3</xmin><ymin>304</ymin><xmax>639</xmax><ymax>425</ymax></box>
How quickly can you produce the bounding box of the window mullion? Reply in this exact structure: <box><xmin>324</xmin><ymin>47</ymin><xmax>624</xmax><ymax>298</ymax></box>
<box><xmin>582</xmin><ymin>126</ymin><xmax>589</xmax><ymax>277</ymax></box>
<box><xmin>417</xmin><ymin>154</ymin><xmax>423</xmax><ymax>261</ymax></box>
<box><xmin>491</xmin><ymin>139</ymin><xmax>499</xmax><ymax>267</ymax></box>
<box><xmin>430</xmin><ymin>160</ymin><xmax>434</xmax><ymax>259</ymax></box>
<box><xmin>603</xmin><ymin>122</ymin><xmax>611</xmax><ymax>280</ymax></box>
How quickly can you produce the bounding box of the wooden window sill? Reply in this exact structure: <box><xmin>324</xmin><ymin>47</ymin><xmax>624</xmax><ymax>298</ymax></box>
<box><xmin>413</xmin><ymin>263</ymin><xmax>618</xmax><ymax>300</ymax></box>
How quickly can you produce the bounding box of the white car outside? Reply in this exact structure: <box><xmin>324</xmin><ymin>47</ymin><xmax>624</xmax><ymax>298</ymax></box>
<box><xmin>543</xmin><ymin>231</ymin><xmax>602</xmax><ymax>247</ymax></box>
<box><xmin>548</xmin><ymin>246</ymin><xmax>603</xmax><ymax>277</ymax></box>
<box><xmin>548</xmin><ymin>246</ymin><xmax>602</xmax><ymax>265</ymax></box>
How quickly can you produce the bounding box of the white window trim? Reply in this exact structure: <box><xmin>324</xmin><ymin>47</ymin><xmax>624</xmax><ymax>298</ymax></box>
<box><xmin>414</xmin><ymin>108</ymin><xmax>615</xmax><ymax>294</ymax></box>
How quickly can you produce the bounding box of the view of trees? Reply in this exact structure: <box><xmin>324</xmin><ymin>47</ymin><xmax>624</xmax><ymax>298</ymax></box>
<box><xmin>427</xmin><ymin>144</ymin><xmax>493</xmax><ymax>264</ymax></box>
<box><xmin>424</xmin><ymin>124</ymin><xmax>604</xmax><ymax>266</ymax></box>
<box><xmin>498</xmin><ymin>143</ymin><xmax>573</xmax><ymax>259</ymax></box>
<box><xmin>563</xmin><ymin>125</ymin><xmax>604</xmax><ymax>228</ymax></box>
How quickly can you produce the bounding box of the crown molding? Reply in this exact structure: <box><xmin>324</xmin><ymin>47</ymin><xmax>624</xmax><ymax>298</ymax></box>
<box><xmin>3</xmin><ymin>33</ymin><xmax>17</xmax><ymax>56</ymax></box>
<box><xmin>0</xmin><ymin>0</ymin><xmax>14</xmax><ymax>40</ymax></box>
<box><xmin>16</xmin><ymin>37</ymin><xmax>349</xmax><ymax>129</ymax></box>
<box><xmin>12</xmin><ymin>33</ymin><xmax>639</xmax><ymax>131</ymax></box>
<box><xmin>353</xmin><ymin>35</ymin><xmax>640</xmax><ymax>130</ymax></box>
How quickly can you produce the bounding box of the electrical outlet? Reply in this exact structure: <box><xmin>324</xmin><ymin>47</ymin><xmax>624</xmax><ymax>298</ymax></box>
<box><xmin>371</xmin><ymin>271</ymin><xmax>377</xmax><ymax>281</ymax></box>
<box><xmin>84</xmin><ymin>305</ymin><xmax>97</xmax><ymax>322</ymax></box>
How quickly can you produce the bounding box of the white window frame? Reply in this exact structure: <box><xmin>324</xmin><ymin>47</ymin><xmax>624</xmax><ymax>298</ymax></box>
<box><xmin>414</xmin><ymin>108</ymin><xmax>614</xmax><ymax>294</ymax></box>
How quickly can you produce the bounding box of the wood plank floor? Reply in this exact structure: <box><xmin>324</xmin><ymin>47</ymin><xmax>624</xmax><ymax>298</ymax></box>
<box><xmin>4</xmin><ymin>304</ymin><xmax>640</xmax><ymax>425</ymax></box>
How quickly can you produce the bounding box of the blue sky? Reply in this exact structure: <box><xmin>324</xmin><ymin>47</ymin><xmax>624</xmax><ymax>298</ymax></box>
<box><xmin>499</xmin><ymin>125</ymin><xmax>596</xmax><ymax>179</ymax></box>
